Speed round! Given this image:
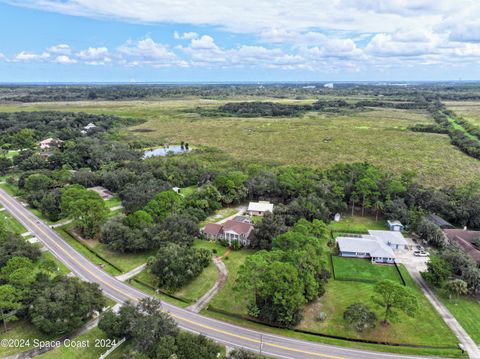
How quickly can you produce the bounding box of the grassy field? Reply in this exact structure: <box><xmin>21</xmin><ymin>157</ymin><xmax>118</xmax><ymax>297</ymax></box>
<box><xmin>328</xmin><ymin>214</ymin><xmax>388</xmax><ymax>233</ymax></box>
<box><xmin>1</xmin><ymin>99</ymin><xmax>480</xmax><ymax>186</ymax></box>
<box><xmin>0</xmin><ymin>209</ymin><xmax>26</xmax><ymax>234</ymax></box>
<box><xmin>54</xmin><ymin>226</ymin><xmax>121</xmax><ymax>276</ymax></box>
<box><xmin>0</xmin><ymin>321</ymin><xmax>60</xmax><ymax>357</ymax></box>
<box><xmin>199</xmin><ymin>207</ymin><xmax>241</xmax><ymax>227</ymax></box>
<box><xmin>207</xmin><ymin>248</ymin><xmax>256</xmax><ymax>315</ymax></box>
<box><xmin>446</xmin><ymin>101</ymin><xmax>480</xmax><ymax>127</ymax></box>
<box><xmin>435</xmin><ymin>288</ymin><xmax>480</xmax><ymax>344</ymax></box>
<box><xmin>37</xmin><ymin>327</ymin><xmax>127</xmax><ymax>359</ymax></box>
<box><xmin>331</xmin><ymin>257</ymin><xmax>403</xmax><ymax>284</ymax></box>
<box><xmin>40</xmin><ymin>251</ymin><xmax>71</xmax><ymax>275</ymax></box>
<box><xmin>298</xmin><ymin>265</ymin><xmax>458</xmax><ymax>347</ymax></box>
<box><xmin>0</xmin><ymin>181</ymin><xmax>19</xmax><ymax>196</ymax></box>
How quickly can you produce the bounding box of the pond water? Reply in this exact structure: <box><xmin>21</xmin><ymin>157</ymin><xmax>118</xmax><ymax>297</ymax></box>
<box><xmin>143</xmin><ymin>145</ymin><xmax>191</xmax><ymax>159</ymax></box>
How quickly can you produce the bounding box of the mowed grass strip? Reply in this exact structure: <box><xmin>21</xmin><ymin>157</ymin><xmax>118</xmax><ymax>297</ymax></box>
<box><xmin>332</xmin><ymin>257</ymin><xmax>403</xmax><ymax>284</ymax></box>
<box><xmin>434</xmin><ymin>288</ymin><xmax>480</xmax><ymax>344</ymax></box>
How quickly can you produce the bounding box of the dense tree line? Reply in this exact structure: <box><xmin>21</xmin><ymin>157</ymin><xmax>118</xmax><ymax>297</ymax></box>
<box><xmin>0</xmin><ymin>220</ymin><xmax>105</xmax><ymax>334</ymax></box>
<box><xmin>3</xmin><ymin>83</ymin><xmax>480</xmax><ymax>103</ymax></box>
<box><xmin>99</xmin><ymin>298</ymin><xmax>225</xmax><ymax>359</ymax></box>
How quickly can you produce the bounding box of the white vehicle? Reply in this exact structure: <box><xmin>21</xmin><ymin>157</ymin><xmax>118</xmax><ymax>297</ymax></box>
<box><xmin>414</xmin><ymin>250</ymin><xmax>429</xmax><ymax>257</ymax></box>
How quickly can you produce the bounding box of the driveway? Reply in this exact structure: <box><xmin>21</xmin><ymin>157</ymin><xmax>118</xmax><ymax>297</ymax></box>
<box><xmin>396</xmin><ymin>236</ymin><xmax>480</xmax><ymax>359</ymax></box>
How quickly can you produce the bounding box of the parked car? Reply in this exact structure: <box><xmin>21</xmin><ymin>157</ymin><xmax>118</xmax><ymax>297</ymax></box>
<box><xmin>414</xmin><ymin>250</ymin><xmax>429</xmax><ymax>257</ymax></box>
<box><xmin>415</xmin><ymin>245</ymin><xmax>425</xmax><ymax>251</ymax></box>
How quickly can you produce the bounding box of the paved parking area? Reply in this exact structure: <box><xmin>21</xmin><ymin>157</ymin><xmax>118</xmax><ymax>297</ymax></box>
<box><xmin>394</xmin><ymin>236</ymin><xmax>429</xmax><ymax>272</ymax></box>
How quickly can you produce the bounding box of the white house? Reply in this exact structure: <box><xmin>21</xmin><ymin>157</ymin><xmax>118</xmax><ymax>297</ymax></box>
<box><xmin>39</xmin><ymin>138</ymin><xmax>64</xmax><ymax>150</ymax></box>
<box><xmin>367</xmin><ymin>230</ymin><xmax>407</xmax><ymax>250</ymax></box>
<box><xmin>337</xmin><ymin>236</ymin><xmax>396</xmax><ymax>264</ymax></box>
<box><xmin>247</xmin><ymin>201</ymin><xmax>274</xmax><ymax>216</ymax></box>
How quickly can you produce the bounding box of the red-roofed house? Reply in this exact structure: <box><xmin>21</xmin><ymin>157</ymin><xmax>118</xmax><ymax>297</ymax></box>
<box><xmin>202</xmin><ymin>219</ymin><xmax>254</xmax><ymax>246</ymax></box>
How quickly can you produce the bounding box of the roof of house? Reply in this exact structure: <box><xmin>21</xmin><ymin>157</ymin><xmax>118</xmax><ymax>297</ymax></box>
<box><xmin>40</xmin><ymin>138</ymin><xmax>63</xmax><ymax>145</ymax></box>
<box><xmin>443</xmin><ymin>229</ymin><xmax>480</xmax><ymax>263</ymax></box>
<box><xmin>443</xmin><ymin>229</ymin><xmax>480</xmax><ymax>243</ymax></box>
<box><xmin>427</xmin><ymin>214</ymin><xmax>454</xmax><ymax>229</ymax></box>
<box><xmin>387</xmin><ymin>220</ymin><xmax>403</xmax><ymax>226</ymax></box>
<box><xmin>248</xmin><ymin>201</ymin><xmax>274</xmax><ymax>213</ymax></box>
<box><xmin>203</xmin><ymin>223</ymin><xmax>223</xmax><ymax>236</ymax></box>
<box><xmin>84</xmin><ymin>122</ymin><xmax>96</xmax><ymax>129</ymax></box>
<box><xmin>232</xmin><ymin>215</ymin><xmax>251</xmax><ymax>223</ymax></box>
<box><xmin>337</xmin><ymin>236</ymin><xmax>395</xmax><ymax>258</ymax></box>
<box><xmin>367</xmin><ymin>230</ymin><xmax>407</xmax><ymax>246</ymax></box>
<box><xmin>223</xmin><ymin>220</ymin><xmax>253</xmax><ymax>236</ymax></box>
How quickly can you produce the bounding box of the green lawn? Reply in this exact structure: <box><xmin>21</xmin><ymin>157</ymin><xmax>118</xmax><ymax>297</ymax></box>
<box><xmin>6</xmin><ymin>150</ymin><xmax>19</xmax><ymax>159</ymax></box>
<box><xmin>298</xmin><ymin>265</ymin><xmax>458</xmax><ymax>347</ymax></box>
<box><xmin>179</xmin><ymin>185</ymin><xmax>197</xmax><ymax>197</ymax></box>
<box><xmin>84</xmin><ymin>237</ymin><xmax>154</xmax><ymax>273</ymax></box>
<box><xmin>199</xmin><ymin>207</ymin><xmax>241</xmax><ymax>227</ymax></box>
<box><xmin>332</xmin><ymin>256</ymin><xmax>403</xmax><ymax>284</ymax></box>
<box><xmin>207</xmin><ymin>248</ymin><xmax>256</xmax><ymax>315</ymax></box>
<box><xmin>435</xmin><ymin>288</ymin><xmax>480</xmax><ymax>344</ymax></box>
<box><xmin>328</xmin><ymin>215</ymin><xmax>388</xmax><ymax>233</ymax></box>
<box><xmin>37</xmin><ymin>327</ymin><xmax>127</xmax><ymax>359</ymax></box>
<box><xmin>104</xmin><ymin>196</ymin><xmax>122</xmax><ymax>209</ymax></box>
<box><xmin>0</xmin><ymin>321</ymin><xmax>60</xmax><ymax>357</ymax></box>
<box><xmin>0</xmin><ymin>181</ymin><xmax>19</xmax><ymax>196</ymax></box>
<box><xmin>0</xmin><ymin>210</ymin><xmax>27</xmax><ymax>234</ymax></box>
<box><xmin>54</xmin><ymin>226</ymin><xmax>121</xmax><ymax>276</ymax></box>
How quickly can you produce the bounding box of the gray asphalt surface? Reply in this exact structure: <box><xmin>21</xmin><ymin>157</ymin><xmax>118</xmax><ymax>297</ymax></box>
<box><xmin>0</xmin><ymin>189</ymin><xmax>443</xmax><ymax>359</ymax></box>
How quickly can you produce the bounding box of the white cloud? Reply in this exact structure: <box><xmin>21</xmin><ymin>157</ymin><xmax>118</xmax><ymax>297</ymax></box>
<box><xmin>76</xmin><ymin>46</ymin><xmax>111</xmax><ymax>65</ymax></box>
<box><xmin>13</xmin><ymin>51</ymin><xmax>50</xmax><ymax>62</ymax></box>
<box><xmin>3</xmin><ymin>0</ymin><xmax>462</xmax><ymax>33</ymax></box>
<box><xmin>0</xmin><ymin>53</ymin><xmax>7</xmax><ymax>61</ymax></box>
<box><xmin>118</xmin><ymin>37</ymin><xmax>187</xmax><ymax>67</ymax></box>
<box><xmin>54</xmin><ymin>55</ymin><xmax>77</xmax><ymax>64</ymax></box>
<box><xmin>48</xmin><ymin>44</ymin><xmax>72</xmax><ymax>54</ymax></box>
<box><xmin>174</xmin><ymin>31</ymin><xmax>199</xmax><ymax>40</ymax></box>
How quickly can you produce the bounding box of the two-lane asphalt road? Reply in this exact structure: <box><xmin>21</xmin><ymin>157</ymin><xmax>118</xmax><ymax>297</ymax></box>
<box><xmin>0</xmin><ymin>188</ymin><xmax>438</xmax><ymax>359</ymax></box>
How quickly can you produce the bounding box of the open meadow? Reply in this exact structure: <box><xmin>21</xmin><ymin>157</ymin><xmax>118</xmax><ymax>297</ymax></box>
<box><xmin>446</xmin><ymin>101</ymin><xmax>480</xmax><ymax>127</ymax></box>
<box><xmin>2</xmin><ymin>98</ymin><xmax>480</xmax><ymax>186</ymax></box>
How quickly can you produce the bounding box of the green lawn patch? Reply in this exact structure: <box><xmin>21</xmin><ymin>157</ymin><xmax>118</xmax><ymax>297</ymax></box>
<box><xmin>37</xmin><ymin>327</ymin><xmax>127</xmax><ymax>359</ymax></box>
<box><xmin>0</xmin><ymin>181</ymin><xmax>19</xmax><ymax>196</ymax></box>
<box><xmin>104</xmin><ymin>196</ymin><xmax>122</xmax><ymax>209</ymax></box>
<box><xmin>0</xmin><ymin>210</ymin><xmax>27</xmax><ymax>234</ymax></box>
<box><xmin>6</xmin><ymin>150</ymin><xmax>19</xmax><ymax>159</ymax></box>
<box><xmin>332</xmin><ymin>256</ymin><xmax>403</xmax><ymax>284</ymax></box>
<box><xmin>297</xmin><ymin>264</ymin><xmax>458</xmax><ymax>347</ymax></box>
<box><xmin>208</xmin><ymin>248</ymin><xmax>256</xmax><ymax>315</ymax></box>
<box><xmin>328</xmin><ymin>215</ymin><xmax>388</xmax><ymax>233</ymax></box>
<box><xmin>54</xmin><ymin>226</ymin><xmax>121</xmax><ymax>276</ymax></box>
<box><xmin>179</xmin><ymin>185</ymin><xmax>197</xmax><ymax>197</ymax></box>
<box><xmin>435</xmin><ymin>288</ymin><xmax>480</xmax><ymax>344</ymax></box>
<box><xmin>0</xmin><ymin>320</ymin><xmax>60</xmax><ymax>357</ymax></box>
<box><xmin>199</xmin><ymin>207</ymin><xmax>241</xmax><ymax>227</ymax></box>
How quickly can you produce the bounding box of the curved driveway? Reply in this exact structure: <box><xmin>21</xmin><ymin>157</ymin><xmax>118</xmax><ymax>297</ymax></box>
<box><xmin>0</xmin><ymin>189</ymin><xmax>438</xmax><ymax>359</ymax></box>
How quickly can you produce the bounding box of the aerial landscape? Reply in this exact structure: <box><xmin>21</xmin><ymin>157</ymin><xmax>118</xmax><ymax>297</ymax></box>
<box><xmin>0</xmin><ymin>1</ymin><xmax>479</xmax><ymax>359</ymax></box>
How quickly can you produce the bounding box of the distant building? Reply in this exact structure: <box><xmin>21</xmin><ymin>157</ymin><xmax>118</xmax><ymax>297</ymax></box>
<box><xmin>81</xmin><ymin>122</ymin><xmax>97</xmax><ymax>134</ymax></box>
<box><xmin>172</xmin><ymin>187</ymin><xmax>181</xmax><ymax>194</ymax></box>
<box><xmin>39</xmin><ymin>138</ymin><xmax>64</xmax><ymax>150</ymax></box>
<box><xmin>88</xmin><ymin>186</ymin><xmax>113</xmax><ymax>200</ymax></box>
<box><xmin>443</xmin><ymin>229</ymin><xmax>480</xmax><ymax>264</ymax></box>
<box><xmin>387</xmin><ymin>220</ymin><xmax>404</xmax><ymax>232</ymax></box>
<box><xmin>324</xmin><ymin>83</ymin><xmax>334</xmax><ymax>89</ymax></box>
<box><xmin>427</xmin><ymin>214</ymin><xmax>454</xmax><ymax>229</ymax></box>
<box><xmin>202</xmin><ymin>218</ymin><xmax>254</xmax><ymax>246</ymax></box>
<box><xmin>247</xmin><ymin>201</ymin><xmax>274</xmax><ymax>216</ymax></box>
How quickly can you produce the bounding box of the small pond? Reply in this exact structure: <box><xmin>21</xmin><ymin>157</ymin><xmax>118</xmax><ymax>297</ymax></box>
<box><xmin>143</xmin><ymin>145</ymin><xmax>191</xmax><ymax>159</ymax></box>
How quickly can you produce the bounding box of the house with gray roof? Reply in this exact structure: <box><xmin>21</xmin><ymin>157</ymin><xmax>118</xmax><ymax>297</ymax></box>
<box><xmin>337</xmin><ymin>236</ymin><xmax>396</xmax><ymax>264</ymax></box>
<box><xmin>367</xmin><ymin>230</ymin><xmax>408</xmax><ymax>250</ymax></box>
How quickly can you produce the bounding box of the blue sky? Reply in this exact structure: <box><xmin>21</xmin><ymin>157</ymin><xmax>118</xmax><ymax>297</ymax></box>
<box><xmin>0</xmin><ymin>0</ymin><xmax>479</xmax><ymax>82</ymax></box>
